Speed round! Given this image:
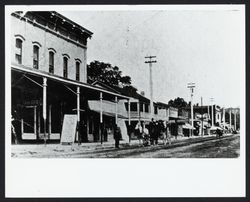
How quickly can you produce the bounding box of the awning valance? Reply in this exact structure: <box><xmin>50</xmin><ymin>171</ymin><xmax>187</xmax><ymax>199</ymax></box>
<box><xmin>88</xmin><ymin>100</ymin><xmax>128</xmax><ymax>119</ymax></box>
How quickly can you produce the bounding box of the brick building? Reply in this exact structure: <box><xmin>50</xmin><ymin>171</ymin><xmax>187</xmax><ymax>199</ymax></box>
<box><xmin>11</xmin><ymin>11</ymin><xmax>130</xmax><ymax>143</ymax></box>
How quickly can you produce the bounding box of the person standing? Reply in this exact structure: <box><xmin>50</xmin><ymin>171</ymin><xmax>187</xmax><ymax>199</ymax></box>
<box><xmin>149</xmin><ymin>118</ymin><xmax>155</xmax><ymax>145</ymax></box>
<box><xmin>162</xmin><ymin>121</ymin><xmax>167</xmax><ymax>145</ymax></box>
<box><xmin>114</xmin><ymin>124</ymin><xmax>122</xmax><ymax>148</ymax></box>
<box><xmin>155</xmin><ymin>121</ymin><xmax>161</xmax><ymax>145</ymax></box>
<box><xmin>135</xmin><ymin>121</ymin><xmax>143</xmax><ymax>146</ymax></box>
<box><xmin>142</xmin><ymin>122</ymin><xmax>149</xmax><ymax>146</ymax></box>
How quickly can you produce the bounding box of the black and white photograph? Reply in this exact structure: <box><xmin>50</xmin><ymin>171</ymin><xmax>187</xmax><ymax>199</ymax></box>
<box><xmin>5</xmin><ymin>4</ymin><xmax>245</xmax><ymax>197</ymax></box>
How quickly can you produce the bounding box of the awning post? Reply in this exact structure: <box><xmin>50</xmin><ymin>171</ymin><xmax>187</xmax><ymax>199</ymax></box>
<box><xmin>100</xmin><ymin>92</ymin><xmax>103</xmax><ymax>144</ymax></box>
<box><xmin>229</xmin><ymin>109</ymin><xmax>232</xmax><ymax>130</ymax></box>
<box><xmin>234</xmin><ymin>110</ymin><xmax>237</xmax><ymax>130</ymax></box>
<box><xmin>100</xmin><ymin>92</ymin><xmax>103</xmax><ymax>123</ymax></box>
<box><xmin>128</xmin><ymin>99</ymin><xmax>131</xmax><ymax>144</ymax></box>
<box><xmin>137</xmin><ymin>102</ymin><xmax>140</xmax><ymax>120</ymax></box>
<box><xmin>34</xmin><ymin>106</ymin><xmax>37</xmax><ymax>139</ymax></box>
<box><xmin>128</xmin><ymin>99</ymin><xmax>131</xmax><ymax>125</ymax></box>
<box><xmin>77</xmin><ymin>86</ymin><xmax>80</xmax><ymax>144</ymax></box>
<box><xmin>43</xmin><ymin>77</ymin><xmax>47</xmax><ymax>145</ymax></box>
<box><xmin>49</xmin><ymin>105</ymin><xmax>51</xmax><ymax>140</ymax></box>
<box><xmin>115</xmin><ymin>96</ymin><xmax>118</xmax><ymax>125</ymax></box>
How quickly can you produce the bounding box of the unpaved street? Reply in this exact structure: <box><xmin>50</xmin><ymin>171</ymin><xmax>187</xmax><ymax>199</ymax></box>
<box><xmin>11</xmin><ymin>134</ymin><xmax>240</xmax><ymax>158</ymax></box>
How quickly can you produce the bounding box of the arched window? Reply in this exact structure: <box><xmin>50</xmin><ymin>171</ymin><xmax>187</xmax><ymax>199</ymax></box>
<box><xmin>15</xmin><ymin>39</ymin><xmax>22</xmax><ymax>64</ymax></box>
<box><xmin>76</xmin><ymin>61</ymin><xmax>80</xmax><ymax>81</ymax></box>
<box><xmin>63</xmin><ymin>57</ymin><xmax>68</xmax><ymax>78</ymax></box>
<box><xmin>33</xmin><ymin>45</ymin><xmax>39</xmax><ymax>69</ymax></box>
<box><xmin>49</xmin><ymin>51</ymin><xmax>54</xmax><ymax>74</ymax></box>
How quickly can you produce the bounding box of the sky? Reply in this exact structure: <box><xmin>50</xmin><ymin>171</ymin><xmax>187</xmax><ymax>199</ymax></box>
<box><xmin>60</xmin><ymin>6</ymin><xmax>244</xmax><ymax>108</ymax></box>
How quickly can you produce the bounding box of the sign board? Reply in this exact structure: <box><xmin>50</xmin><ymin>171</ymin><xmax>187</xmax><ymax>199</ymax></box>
<box><xmin>169</xmin><ymin>107</ymin><xmax>178</xmax><ymax>118</ymax></box>
<box><xmin>60</xmin><ymin>114</ymin><xmax>78</xmax><ymax>144</ymax></box>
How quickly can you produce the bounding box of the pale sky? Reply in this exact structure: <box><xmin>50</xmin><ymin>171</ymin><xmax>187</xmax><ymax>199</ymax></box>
<box><xmin>61</xmin><ymin>7</ymin><xmax>244</xmax><ymax>108</ymax></box>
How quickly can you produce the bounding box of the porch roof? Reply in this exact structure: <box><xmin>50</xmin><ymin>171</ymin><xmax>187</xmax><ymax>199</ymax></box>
<box><xmin>12</xmin><ymin>64</ymin><xmax>131</xmax><ymax>100</ymax></box>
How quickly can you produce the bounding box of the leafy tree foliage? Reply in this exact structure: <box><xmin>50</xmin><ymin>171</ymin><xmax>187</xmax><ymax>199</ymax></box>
<box><xmin>87</xmin><ymin>60</ymin><xmax>137</xmax><ymax>94</ymax></box>
<box><xmin>168</xmin><ymin>97</ymin><xmax>188</xmax><ymax>109</ymax></box>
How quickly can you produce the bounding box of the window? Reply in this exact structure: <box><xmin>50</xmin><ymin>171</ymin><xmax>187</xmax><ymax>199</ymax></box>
<box><xmin>140</xmin><ymin>103</ymin><xmax>144</xmax><ymax>112</ymax></box>
<box><xmin>49</xmin><ymin>51</ymin><xmax>54</xmax><ymax>74</ymax></box>
<box><xmin>76</xmin><ymin>61</ymin><xmax>80</xmax><ymax>81</ymax></box>
<box><xmin>145</xmin><ymin>104</ymin><xmax>149</xmax><ymax>113</ymax></box>
<box><xmin>154</xmin><ymin>106</ymin><xmax>158</xmax><ymax>114</ymax></box>
<box><xmin>125</xmin><ymin>102</ymin><xmax>128</xmax><ymax>111</ymax></box>
<box><xmin>63</xmin><ymin>57</ymin><xmax>68</xmax><ymax>78</ymax></box>
<box><xmin>130</xmin><ymin>102</ymin><xmax>137</xmax><ymax>111</ymax></box>
<box><xmin>33</xmin><ymin>45</ymin><xmax>39</xmax><ymax>69</ymax></box>
<box><xmin>15</xmin><ymin>39</ymin><xmax>22</xmax><ymax>64</ymax></box>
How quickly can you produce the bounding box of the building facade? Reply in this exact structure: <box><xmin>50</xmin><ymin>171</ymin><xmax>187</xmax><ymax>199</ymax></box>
<box><xmin>11</xmin><ymin>11</ymin><xmax>130</xmax><ymax>143</ymax></box>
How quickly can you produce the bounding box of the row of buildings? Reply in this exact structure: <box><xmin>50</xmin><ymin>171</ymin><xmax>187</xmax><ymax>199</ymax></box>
<box><xmin>10</xmin><ymin>11</ymin><xmax>240</xmax><ymax>144</ymax></box>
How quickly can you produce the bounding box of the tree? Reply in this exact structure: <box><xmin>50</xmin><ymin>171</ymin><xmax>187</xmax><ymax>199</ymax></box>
<box><xmin>168</xmin><ymin>97</ymin><xmax>188</xmax><ymax>109</ymax></box>
<box><xmin>87</xmin><ymin>60</ymin><xmax>137</xmax><ymax>93</ymax></box>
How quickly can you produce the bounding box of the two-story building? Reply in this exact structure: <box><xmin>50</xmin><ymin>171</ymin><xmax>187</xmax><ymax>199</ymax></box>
<box><xmin>11</xmin><ymin>11</ymin><xmax>130</xmax><ymax>143</ymax></box>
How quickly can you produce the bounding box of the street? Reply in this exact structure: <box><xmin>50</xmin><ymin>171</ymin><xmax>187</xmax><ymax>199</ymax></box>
<box><xmin>11</xmin><ymin>134</ymin><xmax>240</xmax><ymax>158</ymax></box>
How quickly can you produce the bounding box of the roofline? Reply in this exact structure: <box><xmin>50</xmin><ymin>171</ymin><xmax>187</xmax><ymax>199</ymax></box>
<box><xmin>11</xmin><ymin>64</ymin><xmax>131</xmax><ymax>100</ymax></box>
<box><xmin>91</xmin><ymin>80</ymin><xmax>121</xmax><ymax>94</ymax></box>
<box><xmin>51</xmin><ymin>11</ymin><xmax>93</xmax><ymax>36</ymax></box>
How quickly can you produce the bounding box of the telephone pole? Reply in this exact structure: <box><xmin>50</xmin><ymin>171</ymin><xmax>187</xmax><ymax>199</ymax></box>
<box><xmin>145</xmin><ymin>56</ymin><xmax>157</xmax><ymax>118</ymax></box>
<box><xmin>210</xmin><ymin>98</ymin><xmax>214</xmax><ymax>127</ymax></box>
<box><xmin>187</xmin><ymin>83</ymin><xmax>195</xmax><ymax>136</ymax></box>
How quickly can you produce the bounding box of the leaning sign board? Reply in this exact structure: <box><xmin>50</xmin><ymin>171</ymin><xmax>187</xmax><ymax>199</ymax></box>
<box><xmin>60</xmin><ymin>114</ymin><xmax>78</xmax><ymax>145</ymax></box>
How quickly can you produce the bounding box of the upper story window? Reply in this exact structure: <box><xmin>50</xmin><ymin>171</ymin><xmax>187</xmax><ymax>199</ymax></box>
<box><xmin>76</xmin><ymin>61</ymin><xmax>80</xmax><ymax>81</ymax></box>
<box><xmin>140</xmin><ymin>103</ymin><xmax>144</xmax><ymax>112</ymax></box>
<box><xmin>154</xmin><ymin>106</ymin><xmax>158</xmax><ymax>114</ymax></box>
<box><xmin>63</xmin><ymin>57</ymin><xmax>68</xmax><ymax>78</ymax></box>
<box><xmin>49</xmin><ymin>51</ymin><xmax>54</xmax><ymax>74</ymax></box>
<box><xmin>130</xmin><ymin>102</ymin><xmax>138</xmax><ymax>111</ymax></box>
<box><xmin>33</xmin><ymin>45</ymin><xmax>39</xmax><ymax>69</ymax></box>
<box><xmin>15</xmin><ymin>38</ymin><xmax>22</xmax><ymax>64</ymax></box>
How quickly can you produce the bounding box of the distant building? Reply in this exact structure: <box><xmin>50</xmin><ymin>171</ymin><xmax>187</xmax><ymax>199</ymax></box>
<box><xmin>224</xmin><ymin>108</ymin><xmax>240</xmax><ymax>130</ymax></box>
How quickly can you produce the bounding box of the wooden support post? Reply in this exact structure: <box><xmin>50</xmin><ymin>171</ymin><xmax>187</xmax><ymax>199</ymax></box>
<box><xmin>229</xmin><ymin>109</ymin><xmax>232</xmax><ymax>130</ymax></box>
<box><xmin>34</xmin><ymin>106</ymin><xmax>37</xmax><ymax>139</ymax></box>
<box><xmin>115</xmin><ymin>96</ymin><xmax>118</xmax><ymax>125</ymax></box>
<box><xmin>137</xmin><ymin>102</ymin><xmax>140</xmax><ymax>120</ymax></box>
<box><xmin>77</xmin><ymin>86</ymin><xmax>80</xmax><ymax>144</ymax></box>
<box><xmin>21</xmin><ymin>118</ymin><xmax>23</xmax><ymax>137</ymax></box>
<box><xmin>207</xmin><ymin>105</ymin><xmax>210</xmax><ymax>121</ymax></box>
<box><xmin>38</xmin><ymin>107</ymin><xmax>40</xmax><ymax>137</ymax></box>
<box><xmin>211</xmin><ymin>105</ymin><xmax>214</xmax><ymax>127</ymax></box>
<box><xmin>128</xmin><ymin>99</ymin><xmax>131</xmax><ymax>126</ymax></box>
<box><xmin>48</xmin><ymin>105</ymin><xmax>52</xmax><ymax>139</ymax></box>
<box><xmin>128</xmin><ymin>99</ymin><xmax>131</xmax><ymax>144</ymax></box>
<box><xmin>100</xmin><ymin>92</ymin><xmax>103</xmax><ymax>123</ymax></box>
<box><xmin>234</xmin><ymin>110</ymin><xmax>237</xmax><ymax>131</ymax></box>
<box><xmin>100</xmin><ymin>92</ymin><xmax>103</xmax><ymax>144</ymax></box>
<box><xmin>43</xmin><ymin>77</ymin><xmax>47</xmax><ymax>145</ymax></box>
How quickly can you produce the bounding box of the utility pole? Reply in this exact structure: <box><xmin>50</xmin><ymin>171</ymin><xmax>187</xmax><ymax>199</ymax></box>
<box><xmin>145</xmin><ymin>56</ymin><xmax>157</xmax><ymax>119</ymax></box>
<box><xmin>210</xmin><ymin>98</ymin><xmax>214</xmax><ymax>127</ymax></box>
<box><xmin>187</xmin><ymin>83</ymin><xmax>195</xmax><ymax>136</ymax></box>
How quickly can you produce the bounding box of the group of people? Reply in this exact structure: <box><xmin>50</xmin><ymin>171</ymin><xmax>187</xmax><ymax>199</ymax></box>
<box><xmin>113</xmin><ymin>118</ymin><xmax>172</xmax><ymax>149</ymax></box>
<box><xmin>134</xmin><ymin>118</ymin><xmax>171</xmax><ymax>146</ymax></box>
